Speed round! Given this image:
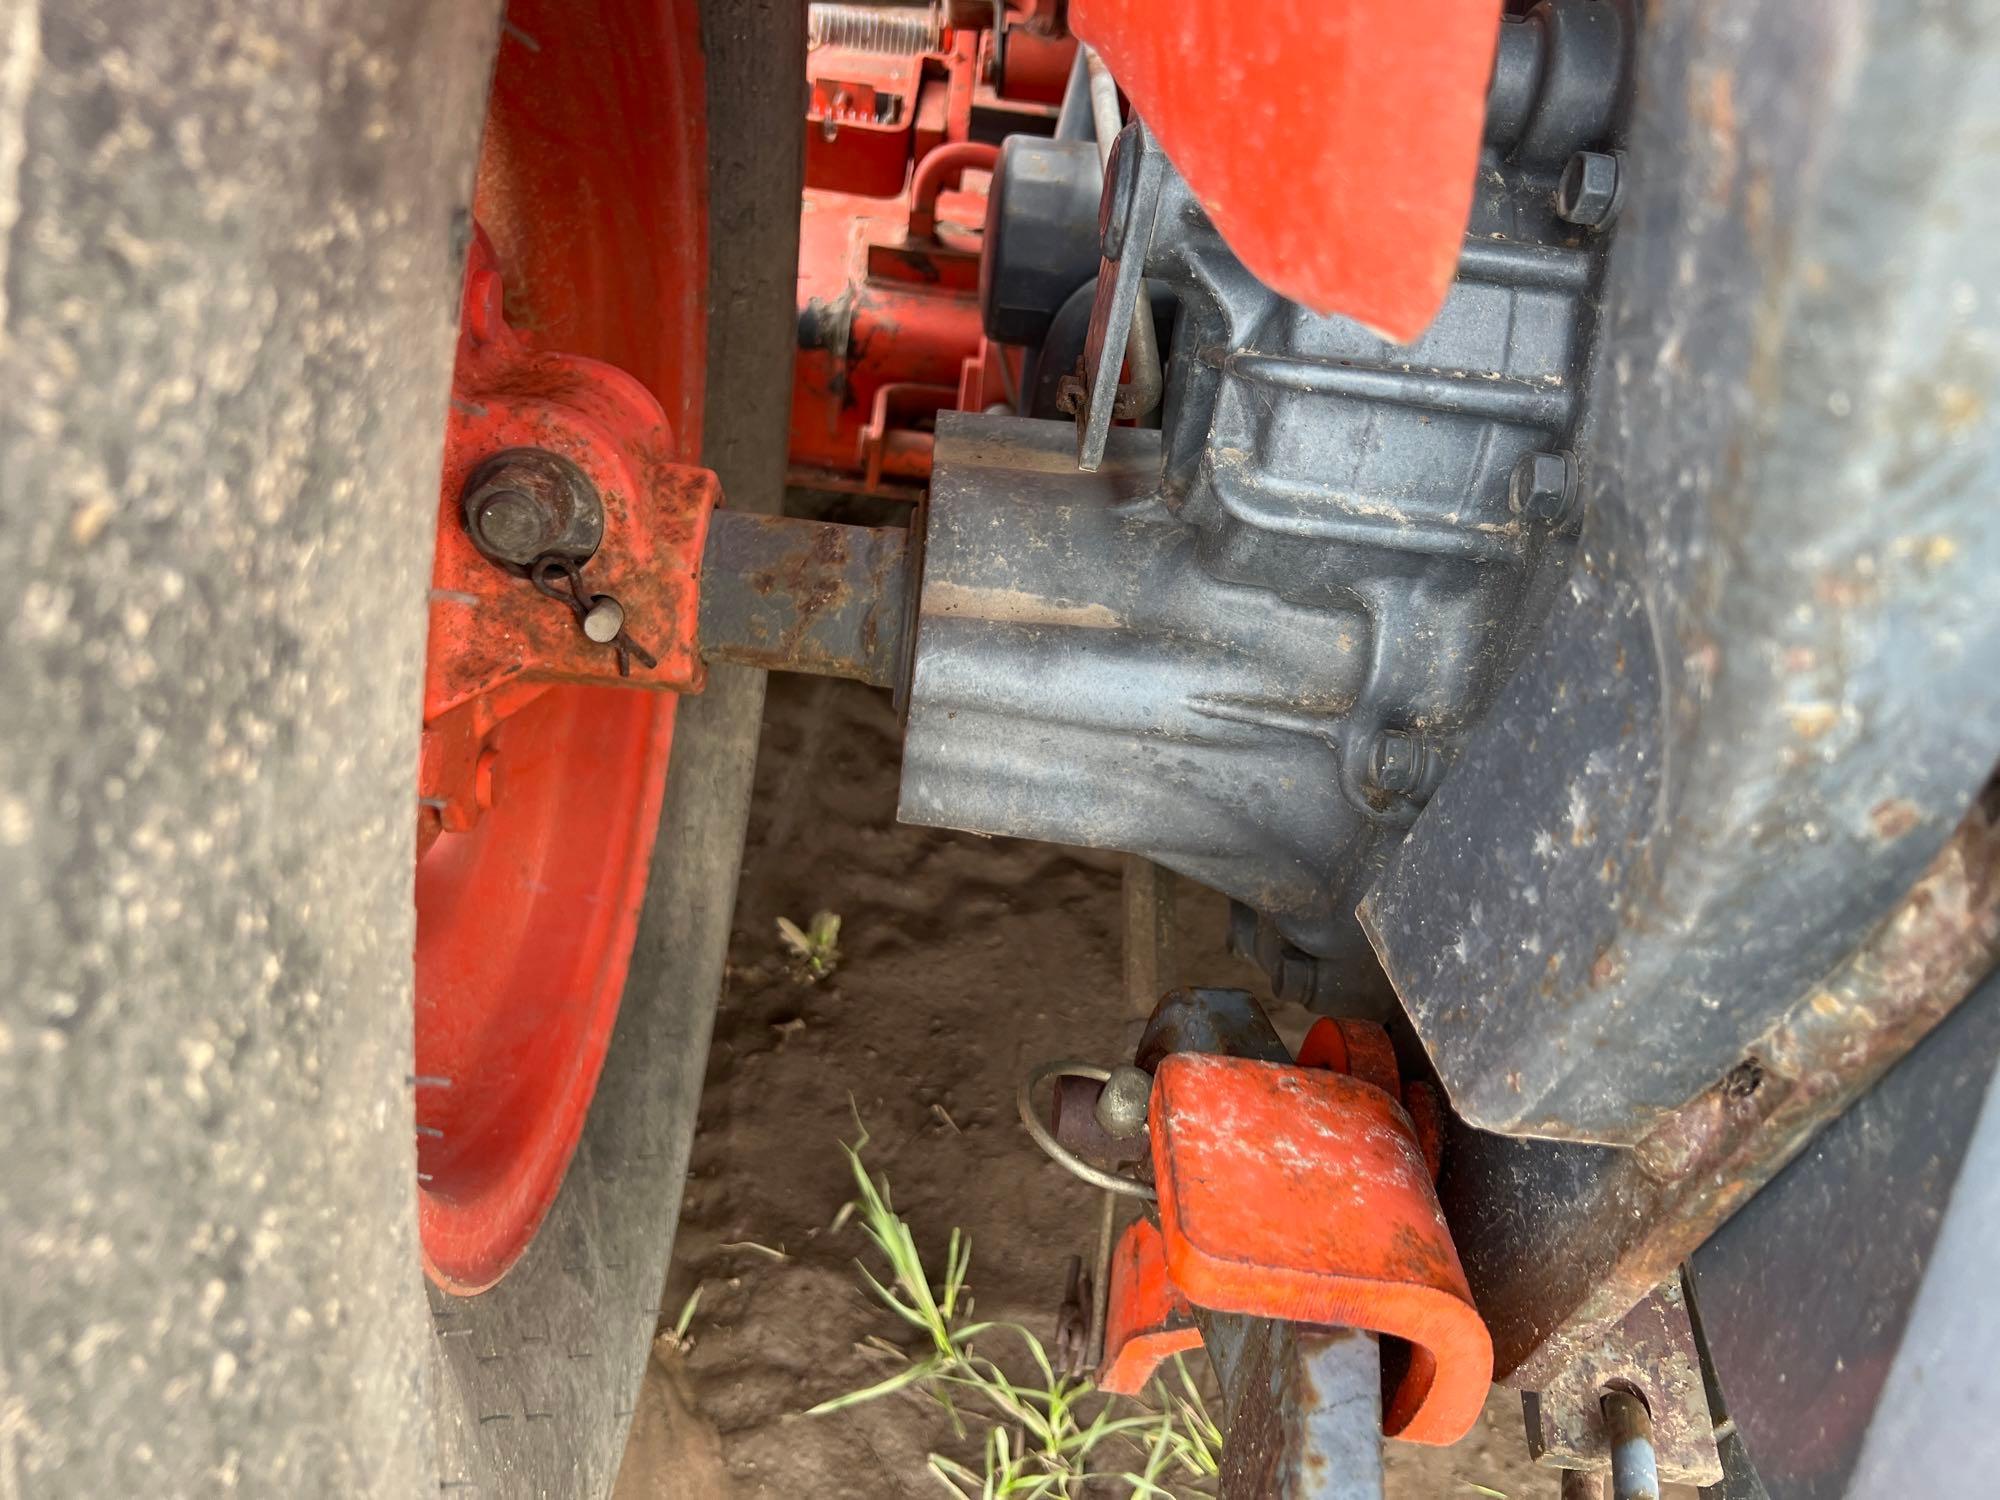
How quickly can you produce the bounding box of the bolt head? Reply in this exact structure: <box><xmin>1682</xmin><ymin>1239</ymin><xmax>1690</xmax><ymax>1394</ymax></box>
<box><xmin>1370</xmin><ymin>728</ymin><xmax>1421</xmax><ymax>795</ymax></box>
<box><xmin>1509</xmin><ymin>449</ymin><xmax>1580</xmax><ymax>527</ymax></box>
<box><xmin>1272</xmin><ymin>952</ymin><xmax>1319</xmax><ymax>1006</ymax></box>
<box><xmin>582</xmin><ymin>597</ymin><xmax>626</xmax><ymax>644</ymax></box>
<box><xmin>460</xmin><ymin>448</ymin><xmax>605</xmax><ymax>571</ymax></box>
<box><xmin>1556</xmin><ymin>150</ymin><xmax>1624</xmax><ymax>228</ymax></box>
<box><xmin>1094</xmin><ymin>1065</ymin><xmax>1153</xmax><ymax>1139</ymax></box>
<box><xmin>465</xmin><ymin>267</ymin><xmax>504</xmax><ymax>345</ymax></box>
<box><xmin>474</xmin><ymin>488</ymin><xmax>551</xmax><ymax>559</ymax></box>
<box><xmin>1369</xmin><ymin>727</ymin><xmax>1444</xmax><ymax>804</ymax></box>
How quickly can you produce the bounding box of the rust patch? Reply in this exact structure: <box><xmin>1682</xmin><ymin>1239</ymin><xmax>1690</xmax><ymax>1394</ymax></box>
<box><xmin>1784</xmin><ymin>701</ymin><xmax>1838</xmax><ymax>739</ymax></box>
<box><xmin>1871</xmin><ymin>797</ymin><xmax>1921</xmax><ymax>842</ymax></box>
<box><xmin>1501</xmin><ymin>793</ymin><xmax>2000</xmax><ymax>1388</ymax></box>
<box><xmin>1588</xmin><ymin>946</ymin><xmax>1622</xmax><ymax>988</ymax></box>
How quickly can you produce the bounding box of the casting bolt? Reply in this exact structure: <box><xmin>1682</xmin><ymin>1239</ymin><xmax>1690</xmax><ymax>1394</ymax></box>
<box><xmin>1094</xmin><ymin>1064</ymin><xmax>1153</xmax><ymax>1139</ymax></box>
<box><xmin>1556</xmin><ymin>151</ymin><xmax>1625</xmax><ymax>229</ymax></box>
<box><xmin>1369</xmin><ymin>728</ymin><xmax>1440</xmax><ymax>801</ymax></box>
<box><xmin>1509</xmin><ymin>449</ymin><xmax>1581</xmax><ymax>528</ymax></box>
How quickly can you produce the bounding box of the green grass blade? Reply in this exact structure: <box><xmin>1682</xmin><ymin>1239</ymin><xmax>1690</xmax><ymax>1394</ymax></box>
<box><xmin>805</xmin><ymin>1353</ymin><xmax>943</xmax><ymax>1416</ymax></box>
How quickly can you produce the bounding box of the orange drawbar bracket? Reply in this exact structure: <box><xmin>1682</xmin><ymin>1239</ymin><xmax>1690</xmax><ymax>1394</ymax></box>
<box><xmin>1098</xmin><ymin>1031</ymin><xmax>1492</xmax><ymax>1447</ymax></box>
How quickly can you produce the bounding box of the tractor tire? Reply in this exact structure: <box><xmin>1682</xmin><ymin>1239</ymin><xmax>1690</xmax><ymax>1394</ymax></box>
<box><xmin>0</xmin><ymin>2</ymin><xmax>800</xmax><ymax>1495</ymax></box>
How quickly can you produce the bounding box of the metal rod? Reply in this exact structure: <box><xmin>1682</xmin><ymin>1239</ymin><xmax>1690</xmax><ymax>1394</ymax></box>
<box><xmin>1602</xmin><ymin>1390</ymin><xmax>1660</xmax><ymax>1500</ymax></box>
<box><xmin>1087</xmin><ymin>1189</ymin><xmax>1115</xmax><ymax>1371</ymax></box>
<box><xmin>1082</xmin><ymin>45</ymin><xmax>1124</xmax><ymax>169</ymax></box>
<box><xmin>1288</xmin><ymin>1329</ymin><xmax>1385</xmax><ymax>1500</ymax></box>
<box><xmin>1054</xmin><ymin>46</ymin><xmax>1093</xmax><ymax>142</ymax></box>
<box><xmin>1080</xmin><ymin>46</ymin><xmax>1162</xmax><ymax>421</ymax></box>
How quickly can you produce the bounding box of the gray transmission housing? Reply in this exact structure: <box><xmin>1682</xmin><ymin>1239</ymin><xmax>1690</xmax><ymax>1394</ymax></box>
<box><xmin>899</xmin><ymin>5</ymin><xmax>1626</xmax><ymax>987</ymax></box>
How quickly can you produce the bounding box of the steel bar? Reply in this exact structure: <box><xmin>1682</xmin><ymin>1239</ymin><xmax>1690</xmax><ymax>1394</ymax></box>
<box><xmin>1071</xmin><ymin>116</ymin><xmax>1162</xmax><ymax>470</ymax></box>
<box><xmin>1211</xmin><ymin>1320</ymin><xmax>1384</xmax><ymax>1500</ymax></box>
<box><xmin>1080</xmin><ymin>46</ymin><xmax>1162</xmax><ymax>422</ymax></box>
<box><xmin>1120</xmin><ymin>856</ymin><xmax>1175</xmax><ymax>1017</ymax></box>
<box><xmin>696</xmin><ymin>510</ymin><xmax>912</xmax><ymax>689</ymax></box>
<box><xmin>1087</xmin><ymin>1190</ymin><xmax>1115</xmax><ymax>1371</ymax></box>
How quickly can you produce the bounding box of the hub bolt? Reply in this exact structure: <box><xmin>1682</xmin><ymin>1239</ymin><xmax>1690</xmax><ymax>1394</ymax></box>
<box><xmin>475</xmin><ymin>489</ymin><xmax>551</xmax><ymax>558</ymax></box>
<box><xmin>474</xmin><ymin>748</ymin><xmax>501</xmax><ymax>811</ymax></box>
<box><xmin>461</xmin><ymin>448</ymin><xmax>605</xmax><ymax>572</ymax></box>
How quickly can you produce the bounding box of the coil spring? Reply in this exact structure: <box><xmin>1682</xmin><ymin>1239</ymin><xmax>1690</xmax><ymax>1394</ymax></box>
<box><xmin>808</xmin><ymin>2</ymin><xmax>944</xmax><ymax>56</ymax></box>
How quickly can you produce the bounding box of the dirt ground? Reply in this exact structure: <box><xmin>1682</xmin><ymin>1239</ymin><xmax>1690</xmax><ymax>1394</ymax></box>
<box><xmin>609</xmin><ymin>671</ymin><xmax>1570</xmax><ymax>1499</ymax></box>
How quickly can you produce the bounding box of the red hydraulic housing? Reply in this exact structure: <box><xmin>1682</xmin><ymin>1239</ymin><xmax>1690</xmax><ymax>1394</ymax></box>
<box><xmin>790</xmin><ymin>4</ymin><xmax>1074</xmax><ymax>497</ymax></box>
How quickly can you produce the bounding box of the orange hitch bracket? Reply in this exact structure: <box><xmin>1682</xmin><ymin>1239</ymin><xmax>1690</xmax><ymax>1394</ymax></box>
<box><xmin>1096</xmin><ymin>1011</ymin><xmax>1492</xmax><ymax>1450</ymax></box>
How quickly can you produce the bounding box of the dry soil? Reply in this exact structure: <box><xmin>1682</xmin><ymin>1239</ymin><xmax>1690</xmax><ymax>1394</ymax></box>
<box><xmin>611</xmin><ymin>671</ymin><xmax>1579</xmax><ymax>1499</ymax></box>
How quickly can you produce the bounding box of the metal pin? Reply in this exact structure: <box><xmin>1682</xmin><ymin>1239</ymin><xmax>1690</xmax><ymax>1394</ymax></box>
<box><xmin>1602</xmin><ymin>1389</ymin><xmax>1660</xmax><ymax>1500</ymax></box>
<box><xmin>1088</xmin><ymin>1190</ymin><xmax>1115</xmax><ymax>1371</ymax></box>
<box><xmin>582</xmin><ymin>596</ymin><xmax>625</xmax><ymax>644</ymax></box>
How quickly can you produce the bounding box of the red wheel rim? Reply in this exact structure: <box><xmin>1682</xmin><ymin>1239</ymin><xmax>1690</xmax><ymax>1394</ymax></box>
<box><xmin>415</xmin><ymin>0</ymin><xmax>707</xmax><ymax>1295</ymax></box>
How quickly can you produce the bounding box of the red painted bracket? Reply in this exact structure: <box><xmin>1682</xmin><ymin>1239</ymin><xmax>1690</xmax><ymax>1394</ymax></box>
<box><xmin>420</xmin><ymin>234</ymin><xmax>717</xmax><ymax>842</ymax></box>
<box><xmin>1097</xmin><ymin>1027</ymin><xmax>1491</xmax><ymax>1446</ymax></box>
<box><xmin>1298</xmin><ymin>1016</ymin><xmax>1445</xmax><ymax>1178</ymax></box>
<box><xmin>1098</xmin><ymin>1218</ymin><xmax>1205</xmax><ymax>1397</ymax></box>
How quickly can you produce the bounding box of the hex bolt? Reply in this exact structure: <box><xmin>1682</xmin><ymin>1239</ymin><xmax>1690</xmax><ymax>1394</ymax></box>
<box><xmin>461</xmin><ymin>448</ymin><xmax>605</xmax><ymax>572</ymax></box>
<box><xmin>582</xmin><ymin>596</ymin><xmax>626</xmax><ymax>645</ymax></box>
<box><xmin>1094</xmin><ymin>1064</ymin><xmax>1153</xmax><ymax>1139</ymax></box>
<box><xmin>1509</xmin><ymin>449</ymin><xmax>1581</xmax><ymax>527</ymax></box>
<box><xmin>1369</xmin><ymin>728</ymin><xmax>1440</xmax><ymax>801</ymax></box>
<box><xmin>1556</xmin><ymin>150</ymin><xmax>1625</xmax><ymax>229</ymax></box>
<box><xmin>474</xmin><ymin>488</ymin><xmax>552</xmax><ymax>559</ymax></box>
